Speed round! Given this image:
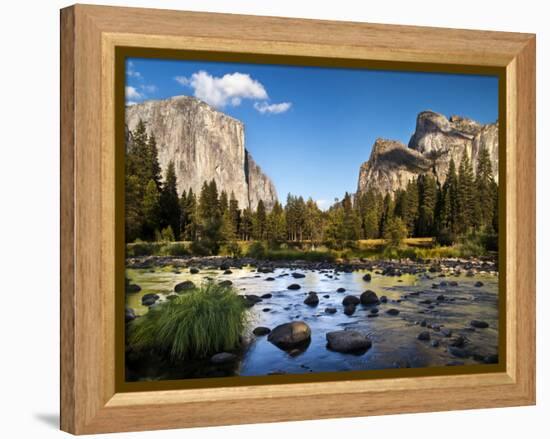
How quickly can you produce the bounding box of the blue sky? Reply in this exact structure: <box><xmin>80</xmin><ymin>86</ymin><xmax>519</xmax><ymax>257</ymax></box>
<box><xmin>126</xmin><ymin>58</ymin><xmax>498</xmax><ymax>209</ymax></box>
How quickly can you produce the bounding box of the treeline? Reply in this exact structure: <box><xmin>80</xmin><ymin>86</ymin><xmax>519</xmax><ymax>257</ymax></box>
<box><xmin>126</xmin><ymin>120</ymin><xmax>498</xmax><ymax>253</ymax></box>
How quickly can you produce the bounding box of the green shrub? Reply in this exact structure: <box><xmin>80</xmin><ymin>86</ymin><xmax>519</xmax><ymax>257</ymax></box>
<box><xmin>128</xmin><ymin>282</ymin><xmax>247</xmax><ymax>360</ymax></box>
<box><xmin>383</xmin><ymin>217</ymin><xmax>408</xmax><ymax>247</ymax></box>
<box><xmin>220</xmin><ymin>241</ymin><xmax>242</xmax><ymax>258</ymax></box>
<box><xmin>435</xmin><ymin>228</ymin><xmax>457</xmax><ymax>246</ymax></box>
<box><xmin>190</xmin><ymin>240</ymin><xmax>213</xmax><ymax>256</ymax></box>
<box><xmin>161</xmin><ymin>226</ymin><xmax>175</xmax><ymax>242</ymax></box>
<box><xmin>161</xmin><ymin>242</ymin><xmax>189</xmax><ymax>256</ymax></box>
<box><xmin>246</xmin><ymin>241</ymin><xmax>267</xmax><ymax>259</ymax></box>
<box><xmin>126</xmin><ymin>241</ymin><xmax>162</xmax><ymax>257</ymax></box>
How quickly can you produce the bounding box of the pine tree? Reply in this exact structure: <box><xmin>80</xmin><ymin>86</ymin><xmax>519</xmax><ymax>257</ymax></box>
<box><xmin>266</xmin><ymin>201</ymin><xmax>287</xmax><ymax>244</ymax></box>
<box><xmin>380</xmin><ymin>193</ymin><xmax>395</xmax><ymax>237</ymax></box>
<box><xmin>342</xmin><ymin>192</ymin><xmax>361</xmax><ymax>241</ymax></box>
<box><xmin>142</xmin><ymin>179</ymin><xmax>161</xmax><ymax>240</ymax></box>
<box><xmin>219</xmin><ymin>190</ymin><xmax>229</xmax><ymax>215</ymax></box>
<box><xmin>474</xmin><ymin>145</ymin><xmax>496</xmax><ymax>230</ymax></box>
<box><xmin>159</xmin><ymin>161</ymin><xmax>181</xmax><ymax>241</ymax></box>
<box><xmin>197</xmin><ymin>180</ymin><xmax>222</xmax><ymax>251</ymax></box>
<box><xmin>457</xmin><ymin>151</ymin><xmax>475</xmax><ymax>234</ymax></box>
<box><xmin>417</xmin><ymin>174</ymin><xmax>437</xmax><ymax>236</ymax></box>
<box><xmin>145</xmin><ymin>134</ymin><xmax>162</xmax><ymax>188</ymax></box>
<box><xmin>228</xmin><ymin>192</ymin><xmax>241</xmax><ymax>238</ymax></box>
<box><xmin>404</xmin><ymin>179</ymin><xmax>419</xmax><ymax>235</ymax></box>
<box><xmin>125</xmin><ymin>175</ymin><xmax>142</xmax><ymax>242</ymax></box>
<box><xmin>253</xmin><ymin>200</ymin><xmax>267</xmax><ymax>240</ymax></box>
<box><xmin>181</xmin><ymin>188</ymin><xmax>198</xmax><ymax>241</ymax></box>
<box><xmin>240</xmin><ymin>208</ymin><xmax>253</xmax><ymax>241</ymax></box>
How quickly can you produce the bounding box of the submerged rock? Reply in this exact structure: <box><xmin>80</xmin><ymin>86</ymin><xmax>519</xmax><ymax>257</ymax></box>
<box><xmin>210</xmin><ymin>352</ymin><xmax>238</xmax><ymax>364</ymax></box>
<box><xmin>360</xmin><ymin>290</ymin><xmax>379</xmax><ymax>305</ymax></box>
<box><xmin>126</xmin><ymin>283</ymin><xmax>141</xmax><ymax>293</ymax></box>
<box><xmin>287</xmin><ymin>284</ymin><xmax>301</xmax><ymax>290</ymax></box>
<box><xmin>344</xmin><ymin>304</ymin><xmax>357</xmax><ymax>316</ymax></box>
<box><xmin>189</xmin><ymin>267</ymin><xmax>199</xmax><ymax>274</ymax></box>
<box><xmin>418</xmin><ymin>331</ymin><xmax>431</xmax><ymax>341</ymax></box>
<box><xmin>291</xmin><ymin>272</ymin><xmax>306</xmax><ymax>279</ymax></box>
<box><xmin>304</xmin><ymin>292</ymin><xmax>319</xmax><ymax>306</ymax></box>
<box><xmin>219</xmin><ymin>280</ymin><xmax>233</xmax><ymax>287</ymax></box>
<box><xmin>325</xmin><ymin>307</ymin><xmax>337</xmax><ymax>314</ymax></box>
<box><xmin>386</xmin><ymin>308</ymin><xmax>400</xmax><ymax>316</ymax></box>
<box><xmin>253</xmin><ymin>326</ymin><xmax>271</xmax><ymax>336</ymax></box>
<box><xmin>174</xmin><ymin>280</ymin><xmax>195</xmax><ymax>293</ymax></box>
<box><xmin>342</xmin><ymin>295</ymin><xmax>360</xmax><ymax>306</ymax></box>
<box><xmin>268</xmin><ymin>321</ymin><xmax>311</xmax><ymax>350</ymax></box>
<box><xmin>470</xmin><ymin>320</ymin><xmax>489</xmax><ymax>328</ymax></box>
<box><xmin>326</xmin><ymin>330</ymin><xmax>372</xmax><ymax>353</ymax></box>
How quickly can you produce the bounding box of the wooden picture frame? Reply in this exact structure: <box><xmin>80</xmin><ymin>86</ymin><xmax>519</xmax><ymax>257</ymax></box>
<box><xmin>60</xmin><ymin>4</ymin><xmax>536</xmax><ymax>434</ymax></box>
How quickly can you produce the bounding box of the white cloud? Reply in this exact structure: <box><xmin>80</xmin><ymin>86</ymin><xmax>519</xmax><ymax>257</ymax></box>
<box><xmin>174</xmin><ymin>71</ymin><xmax>268</xmax><ymax>108</ymax></box>
<box><xmin>140</xmin><ymin>84</ymin><xmax>157</xmax><ymax>94</ymax></box>
<box><xmin>126</xmin><ymin>101</ymin><xmax>138</xmax><ymax>106</ymax></box>
<box><xmin>125</xmin><ymin>86</ymin><xmax>142</xmax><ymax>100</ymax></box>
<box><xmin>126</xmin><ymin>61</ymin><xmax>142</xmax><ymax>79</ymax></box>
<box><xmin>254</xmin><ymin>101</ymin><xmax>292</xmax><ymax>114</ymax></box>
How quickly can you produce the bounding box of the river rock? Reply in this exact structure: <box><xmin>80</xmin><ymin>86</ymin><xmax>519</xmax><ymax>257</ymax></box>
<box><xmin>189</xmin><ymin>267</ymin><xmax>199</xmax><ymax>274</ymax></box>
<box><xmin>362</xmin><ymin>273</ymin><xmax>372</xmax><ymax>282</ymax></box>
<box><xmin>223</xmin><ymin>269</ymin><xmax>233</xmax><ymax>275</ymax></box>
<box><xmin>268</xmin><ymin>321</ymin><xmax>311</xmax><ymax>350</ymax></box>
<box><xmin>337</xmin><ymin>287</ymin><xmax>346</xmax><ymax>293</ymax></box>
<box><xmin>174</xmin><ymin>280</ymin><xmax>195</xmax><ymax>293</ymax></box>
<box><xmin>379</xmin><ymin>295</ymin><xmax>388</xmax><ymax>303</ymax></box>
<box><xmin>304</xmin><ymin>292</ymin><xmax>319</xmax><ymax>306</ymax></box>
<box><xmin>253</xmin><ymin>326</ymin><xmax>271</xmax><ymax>336</ymax></box>
<box><xmin>325</xmin><ymin>307</ymin><xmax>337</xmax><ymax>314</ymax></box>
<box><xmin>360</xmin><ymin>290</ymin><xmax>379</xmax><ymax>305</ymax></box>
<box><xmin>141</xmin><ymin>293</ymin><xmax>159</xmax><ymax>306</ymax></box>
<box><xmin>470</xmin><ymin>320</ymin><xmax>489</xmax><ymax>328</ymax></box>
<box><xmin>370</xmin><ymin>307</ymin><xmax>379</xmax><ymax>315</ymax></box>
<box><xmin>450</xmin><ymin>336</ymin><xmax>466</xmax><ymax>347</ymax></box>
<box><xmin>261</xmin><ymin>293</ymin><xmax>272</xmax><ymax>299</ymax></box>
<box><xmin>265</xmin><ymin>277</ymin><xmax>275</xmax><ymax>281</ymax></box>
<box><xmin>125</xmin><ymin>307</ymin><xmax>136</xmax><ymax>322</ymax></box>
<box><xmin>448</xmin><ymin>346</ymin><xmax>468</xmax><ymax>358</ymax></box>
<box><xmin>287</xmin><ymin>284</ymin><xmax>301</xmax><ymax>290</ymax></box>
<box><xmin>344</xmin><ymin>304</ymin><xmax>357</xmax><ymax>316</ymax></box>
<box><xmin>220</xmin><ymin>263</ymin><xmax>230</xmax><ymax>271</ymax></box>
<box><xmin>418</xmin><ymin>331</ymin><xmax>431</xmax><ymax>341</ymax></box>
<box><xmin>291</xmin><ymin>272</ymin><xmax>306</xmax><ymax>279</ymax></box>
<box><xmin>441</xmin><ymin>328</ymin><xmax>453</xmax><ymax>337</ymax></box>
<box><xmin>126</xmin><ymin>283</ymin><xmax>141</xmax><ymax>293</ymax></box>
<box><xmin>219</xmin><ymin>280</ymin><xmax>233</xmax><ymax>287</ymax></box>
<box><xmin>242</xmin><ymin>294</ymin><xmax>262</xmax><ymax>307</ymax></box>
<box><xmin>475</xmin><ymin>281</ymin><xmax>484</xmax><ymax>287</ymax></box>
<box><xmin>326</xmin><ymin>330</ymin><xmax>372</xmax><ymax>353</ymax></box>
<box><xmin>342</xmin><ymin>295</ymin><xmax>360</xmax><ymax>306</ymax></box>
<box><xmin>386</xmin><ymin>308</ymin><xmax>400</xmax><ymax>316</ymax></box>
<box><xmin>210</xmin><ymin>352</ymin><xmax>238</xmax><ymax>364</ymax></box>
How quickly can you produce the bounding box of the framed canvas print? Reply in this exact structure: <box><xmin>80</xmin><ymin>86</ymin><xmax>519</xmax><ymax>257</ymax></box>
<box><xmin>60</xmin><ymin>4</ymin><xmax>536</xmax><ymax>434</ymax></box>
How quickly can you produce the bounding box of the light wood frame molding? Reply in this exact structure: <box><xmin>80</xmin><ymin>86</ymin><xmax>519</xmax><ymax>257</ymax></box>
<box><xmin>60</xmin><ymin>4</ymin><xmax>536</xmax><ymax>434</ymax></box>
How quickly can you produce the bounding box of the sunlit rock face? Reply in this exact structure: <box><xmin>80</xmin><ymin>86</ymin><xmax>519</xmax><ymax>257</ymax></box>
<box><xmin>126</xmin><ymin>95</ymin><xmax>278</xmax><ymax>210</ymax></box>
<box><xmin>357</xmin><ymin>111</ymin><xmax>499</xmax><ymax>195</ymax></box>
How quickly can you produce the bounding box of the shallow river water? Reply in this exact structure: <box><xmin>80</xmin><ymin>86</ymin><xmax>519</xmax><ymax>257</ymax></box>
<box><xmin>126</xmin><ymin>264</ymin><xmax>499</xmax><ymax>379</ymax></box>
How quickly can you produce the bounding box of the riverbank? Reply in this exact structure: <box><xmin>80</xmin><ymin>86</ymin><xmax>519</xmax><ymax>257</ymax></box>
<box><xmin>125</xmin><ymin>256</ymin><xmax>499</xmax><ymax>381</ymax></box>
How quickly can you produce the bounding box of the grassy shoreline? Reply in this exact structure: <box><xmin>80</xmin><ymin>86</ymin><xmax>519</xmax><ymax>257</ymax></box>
<box><xmin>126</xmin><ymin>236</ymin><xmax>496</xmax><ymax>262</ymax></box>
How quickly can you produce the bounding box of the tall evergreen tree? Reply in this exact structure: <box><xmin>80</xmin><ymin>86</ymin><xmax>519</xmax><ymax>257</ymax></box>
<box><xmin>159</xmin><ymin>161</ymin><xmax>181</xmax><ymax>240</ymax></box>
<box><xmin>253</xmin><ymin>200</ymin><xmax>267</xmax><ymax>240</ymax></box>
<box><xmin>142</xmin><ymin>179</ymin><xmax>161</xmax><ymax>240</ymax></box>
<box><xmin>228</xmin><ymin>192</ymin><xmax>241</xmax><ymax>238</ymax></box>
<box><xmin>474</xmin><ymin>145</ymin><xmax>496</xmax><ymax>230</ymax></box>
<box><xmin>417</xmin><ymin>174</ymin><xmax>437</xmax><ymax>236</ymax></box>
<box><xmin>457</xmin><ymin>151</ymin><xmax>475</xmax><ymax>234</ymax></box>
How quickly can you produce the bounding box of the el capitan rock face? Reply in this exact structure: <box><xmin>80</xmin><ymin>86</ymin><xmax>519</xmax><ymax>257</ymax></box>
<box><xmin>125</xmin><ymin>95</ymin><xmax>278</xmax><ymax>210</ymax></box>
<box><xmin>357</xmin><ymin>111</ymin><xmax>498</xmax><ymax>195</ymax></box>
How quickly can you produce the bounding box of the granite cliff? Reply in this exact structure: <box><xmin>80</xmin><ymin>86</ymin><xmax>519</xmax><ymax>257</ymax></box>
<box><xmin>357</xmin><ymin>111</ymin><xmax>498</xmax><ymax>195</ymax></box>
<box><xmin>126</xmin><ymin>96</ymin><xmax>278</xmax><ymax>210</ymax></box>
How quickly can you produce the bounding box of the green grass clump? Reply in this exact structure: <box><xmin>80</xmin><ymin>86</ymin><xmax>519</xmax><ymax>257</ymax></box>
<box><xmin>264</xmin><ymin>249</ymin><xmax>336</xmax><ymax>262</ymax></box>
<box><xmin>128</xmin><ymin>282</ymin><xmax>247</xmax><ymax>360</ymax></box>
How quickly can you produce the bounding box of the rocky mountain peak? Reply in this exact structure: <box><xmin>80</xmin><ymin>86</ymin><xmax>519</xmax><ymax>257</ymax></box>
<box><xmin>125</xmin><ymin>95</ymin><xmax>278</xmax><ymax>211</ymax></box>
<box><xmin>358</xmin><ymin>110</ymin><xmax>499</xmax><ymax>196</ymax></box>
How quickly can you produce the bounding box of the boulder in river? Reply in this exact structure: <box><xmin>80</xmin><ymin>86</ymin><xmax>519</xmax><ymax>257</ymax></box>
<box><xmin>337</xmin><ymin>287</ymin><xmax>346</xmax><ymax>293</ymax></box>
<box><xmin>325</xmin><ymin>307</ymin><xmax>337</xmax><ymax>314</ymax></box>
<box><xmin>475</xmin><ymin>281</ymin><xmax>484</xmax><ymax>287</ymax></box>
<box><xmin>125</xmin><ymin>283</ymin><xmax>141</xmax><ymax>294</ymax></box>
<box><xmin>219</xmin><ymin>280</ymin><xmax>233</xmax><ymax>287</ymax></box>
<box><xmin>268</xmin><ymin>321</ymin><xmax>311</xmax><ymax>350</ymax></box>
<box><xmin>223</xmin><ymin>269</ymin><xmax>233</xmax><ymax>275</ymax></box>
<box><xmin>342</xmin><ymin>295</ymin><xmax>360</xmax><ymax>306</ymax></box>
<box><xmin>253</xmin><ymin>326</ymin><xmax>271</xmax><ymax>336</ymax></box>
<box><xmin>291</xmin><ymin>272</ymin><xmax>306</xmax><ymax>279</ymax></box>
<box><xmin>141</xmin><ymin>293</ymin><xmax>159</xmax><ymax>306</ymax></box>
<box><xmin>418</xmin><ymin>331</ymin><xmax>431</xmax><ymax>341</ymax></box>
<box><xmin>242</xmin><ymin>294</ymin><xmax>262</xmax><ymax>307</ymax></box>
<box><xmin>189</xmin><ymin>267</ymin><xmax>199</xmax><ymax>274</ymax></box>
<box><xmin>125</xmin><ymin>307</ymin><xmax>136</xmax><ymax>322</ymax></box>
<box><xmin>379</xmin><ymin>295</ymin><xmax>388</xmax><ymax>303</ymax></box>
<box><xmin>304</xmin><ymin>292</ymin><xmax>319</xmax><ymax>306</ymax></box>
<box><xmin>360</xmin><ymin>290</ymin><xmax>379</xmax><ymax>305</ymax></box>
<box><xmin>344</xmin><ymin>304</ymin><xmax>357</xmax><ymax>316</ymax></box>
<box><xmin>470</xmin><ymin>320</ymin><xmax>489</xmax><ymax>328</ymax></box>
<box><xmin>261</xmin><ymin>293</ymin><xmax>272</xmax><ymax>299</ymax></box>
<box><xmin>174</xmin><ymin>280</ymin><xmax>195</xmax><ymax>293</ymax></box>
<box><xmin>287</xmin><ymin>284</ymin><xmax>301</xmax><ymax>290</ymax></box>
<box><xmin>362</xmin><ymin>273</ymin><xmax>372</xmax><ymax>282</ymax></box>
<box><xmin>386</xmin><ymin>308</ymin><xmax>400</xmax><ymax>316</ymax></box>
<box><xmin>265</xmin><ymin>277</ymin><xmax>275</xmax><ymax>281</ymax></box>
<box><xmin>326</xmin><ymin>330</ymin><xmax>372</xmax><ymax>353</ymax></box>
<box><xmin>210</xmin><ymin>352</ymin><xmax>237</xmax><ymax>364</ymax></box>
